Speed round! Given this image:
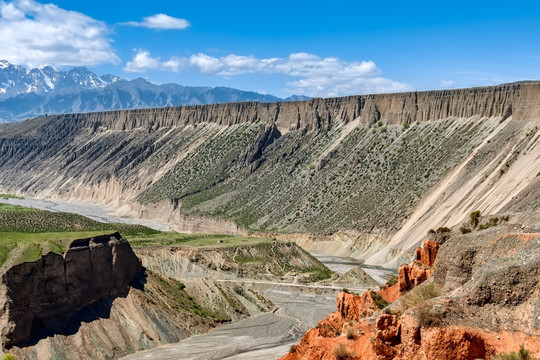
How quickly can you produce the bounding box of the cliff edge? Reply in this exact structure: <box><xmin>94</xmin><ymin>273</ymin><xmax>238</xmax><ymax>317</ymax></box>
<box><xmin>0</xmin><ymin>233</ymin><xmax>140</xmax><ymax>348</ymax></box>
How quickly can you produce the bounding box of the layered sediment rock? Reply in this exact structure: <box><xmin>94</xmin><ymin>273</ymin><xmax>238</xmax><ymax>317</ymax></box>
<box><xmin>17</xmin><ymin>82</ymin><xmax>540</xmax><ymax>133</ymax></box>
<box><xmin>0</xmin><ymin>233</ymin><xmax>140</xmax><ymax>348</ymax></box>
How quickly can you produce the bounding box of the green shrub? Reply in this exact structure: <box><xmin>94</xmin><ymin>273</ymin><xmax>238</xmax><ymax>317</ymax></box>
<box><xmin>382</xmin><ymin>275</ymin><xmax>398</xmax><ymax>289</ymax></box>
<box><xmin>492</xmin><ymin>345</ymin><xmax>535</xmax><ymax>360</ymax></box>
<box><xmin>370</xmin><ymin>290</ymin><xmax>390</xmax><ymax>310</ymax></box>
<box><xmin>478</xmin><ymin>216</ymin><xmax>501</xmax><ymax>230</ymax></box>
<box><xmin>460</xmin><ymin>227</ymin><xmax>472</xmax><ymax>234</ymax></box>
<box><xmin>398</xmin><ymin>282</ymin><xmax>440</xmax><ymax>315</ymax></box>
<box><xmin>334</xmin><ymin>344</ymin><xmax>354</xmax><ymax>360</ymax></box>
<box><xmin>178</xmin><ymin>283</ymin><xmax>186</xmax><ymax>291</ymax></box>
<box><xmin>470</xmin><ymin>210</ymin><xmax>481</xmax><ymax>228</ymax></box>
<box><xmin>417</xmin><ymin>306</ymin><xmax>445</xmax><ymax>326</ymax></box>
<box><xmin>2</xmin><ymin>354</ymin><xmax>15</xmax><ymax>360</ymax></box>
<box><xmin>345</xmin><ymin>326</ymin><xmax>356</xmax><ymax>340</ymax></box>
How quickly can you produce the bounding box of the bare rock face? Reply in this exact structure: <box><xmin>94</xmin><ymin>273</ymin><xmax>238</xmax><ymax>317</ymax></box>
<box><xmin>0</xmin><ymin>233</ymin><xmax>140</xmax><ymax>348</ymax></box>
<box><xmin>398</xmin><ymin>238</ymin><xmax>439</xmax><ymax>292</ymax></box>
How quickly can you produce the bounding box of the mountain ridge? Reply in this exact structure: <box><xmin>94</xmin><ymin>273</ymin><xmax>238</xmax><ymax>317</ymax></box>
<box><xmin>0</xmin><ymin>82</ymin><xmax>539</xmax><ymax>265</ymax></box>
<box><xmin>0</xmin><ymin>60</ymin><xmax>309</xmax><ymax>123</ymax></box>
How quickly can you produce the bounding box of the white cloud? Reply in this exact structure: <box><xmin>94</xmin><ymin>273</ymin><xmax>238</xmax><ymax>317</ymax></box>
<box><xmin>124</xmin><ymin>50</ymin><xmax>412</xmax><ymax>97</ymax></box>
<box><xmin>124</xmin><ymin>50</ymin><xmax>162</xmax><ymax>72</ymax></box>
<box><xmin>440</xmin><ymin>80</ymin><xmax>455</xmax><ymax>88</ymax></box>
<box><xmin>0</xmin><ymin>0</ymin><xmax>119</xmax><ymax>68</ymax></box>
<box><xmin>123</xmin><ymin>14</ymin><xmax>190</xmax><ymax>30</ymax></box>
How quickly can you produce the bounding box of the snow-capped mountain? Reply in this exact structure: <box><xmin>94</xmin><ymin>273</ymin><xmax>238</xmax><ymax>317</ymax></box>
<box><xmin>0</xmin><ymin>61</ymin><xmax>117</xmax><ymax>99</ymax></box>
<box><xmin>0</xmin><ymin>60</ymin><xmax>309</xmax><ymax>123</ymax></box>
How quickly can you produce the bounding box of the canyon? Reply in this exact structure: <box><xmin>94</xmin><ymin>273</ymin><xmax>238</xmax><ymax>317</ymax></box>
<box><xmin>0</xmin><ymin>82</ymin><xmax>539</xmax><ymax>359</ymax></box>
<box><xmin>0</xmin><ymin>82</ymin><xmax>539</xmax><ymax>266</ymax></box>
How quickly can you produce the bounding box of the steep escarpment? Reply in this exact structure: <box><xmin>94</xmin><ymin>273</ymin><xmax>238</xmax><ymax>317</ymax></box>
<box><xmin>0</xmin><ymin>232</ymin><xmax>139</xmax><ymax>348</ymax></box>
<box><xmin>0</xmin><ymin>83</ymin><xmax>540</xmax><ymax>263</ymax></box>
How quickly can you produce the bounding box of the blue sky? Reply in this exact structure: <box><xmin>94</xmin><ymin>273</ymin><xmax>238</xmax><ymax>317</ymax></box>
<box><xmin>1</xmin><ymin>0</ymin><xmax>539</xmax><ymax>97</ymax></box>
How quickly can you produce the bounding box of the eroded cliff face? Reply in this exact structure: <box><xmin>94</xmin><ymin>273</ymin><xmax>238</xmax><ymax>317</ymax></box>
<box><xmin>1</xmin><ymin>83</ymin><xmax>540</xmax><ymax>264</ymax></box>
<box><xmin>7</xmin><ymin>81</ymin><xmax>537</xmax><ymax>133</ymax></box>
<box><xmin>280</xmin><ymin>221</ymin><xmax>540</xmax><ymax>360</ymax></box>
<box><xmin>0</xmin><ymin>233</ymin><xmax>139</xmax><ymax>348</ymax></box>
<box><xmin>0</xmin><ymin>234</ymin><xmax>275</xmax><ymax>359</ymax></box>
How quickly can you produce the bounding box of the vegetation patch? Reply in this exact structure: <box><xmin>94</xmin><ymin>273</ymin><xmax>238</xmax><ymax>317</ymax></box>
<box><xmin>492</xmin><ymin>346</ymin><xmax>536</xmax><ymax>360</ymax></box>
<box><xmin>381</xmin><ymin>275</ymin><xmax>398</xmax><ymax>289</ymax></box>
<box><xmin>370</xmin><ymin>290</ymin><xmax>390</xmax><ymax>310</ymax></box>
<box><xmin>334</xmin><ymin>344</ymin><xmax>355</xmax><ymax>360</ymax></box>
<box><xmin>129</xmin><ymin>120</ymin><xmax>499</xmax><ymax>234</ymax></box>
<box><xmin>397</xmin><ymin>281</ymin><xmax>440</xmax><ymax>315</ymax></box>
<box><xmin>0</xmin><ymin>203</ymin><xmax>159</xmax><ymax>266</ymax></box>
<box><xmin>0</xmin><ymin>194</ymin><xmax>23</xmax><ymax>200</ymax></box>
<box><xmin>128</xmin><ymin>232</ymin><xmax>270</xmax><ymax>248</ymax></box>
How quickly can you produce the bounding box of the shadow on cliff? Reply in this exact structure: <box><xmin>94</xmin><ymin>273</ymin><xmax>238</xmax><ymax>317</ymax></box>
<box><xmin>17</xmin><ymin>270</ymin><xmax>147</xmax><ymax>348</ymax></box>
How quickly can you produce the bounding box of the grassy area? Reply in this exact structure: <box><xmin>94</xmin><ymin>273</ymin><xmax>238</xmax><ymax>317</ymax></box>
<box><xmin>0</xmin><ymin>194</ymin><xmax>24</xmax><ymax>200</ymax></box>
<box><xmin>127</xmin><ymin>232</ymin><xmax>271</xmax><ymax>248</ymax></box>
<box><xmin>0</xmin><ymin>202</ymin><xmax>275</xmax><ymax>267</ymax></box>
<box><xmin>0</xmin><ymin>231</ymin><xmax>114</xmax><ymax>265</ymax></box>
<box><xmin>0</xmin><ymin>203</ymin><xmax>160</xmax><ymax>235</ymax></box>
<box><xmin>0</xmin><ymin>203</ymin><xmax>161</xmax><ymax>266</ymax></box>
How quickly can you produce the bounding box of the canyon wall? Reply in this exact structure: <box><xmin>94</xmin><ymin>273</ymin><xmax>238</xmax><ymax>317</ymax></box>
<box><xmin>0</xmin><ymin>233</ymin><xmax>140</xmax><ymax>348</ymax></box>
<box><xmin>0</xmin><ymin>234</ymin><xmax>276</xmax><ymax>359</ymax></box>
<box><xmin>1</xmin><ymin>82</ymin><xmax>540</xmax><ymax>265</ymax></box>
<box><xmin>8</xmin><ymin>82</ymin><xmax>538</xmax><ymax>134</ymax></box>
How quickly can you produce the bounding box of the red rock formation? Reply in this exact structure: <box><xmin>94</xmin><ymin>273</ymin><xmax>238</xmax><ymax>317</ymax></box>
<box><xmin>280</xmin><ymin>232</ymin><xmax>540</xmax><ymax>360</ymax></box>
<box><xmin>371</xmin><ymin>313</ymin><xmax>540</xmax><ymax>360</ymax></box>
<box><xmin>279</xmin><ymin>238</ymin><xmax>442</xmax><ymax>360</ymax></box>
<box><xmin>399</xmin><ymin>239</ymin><xmax>439</xmax><ymax>293</ymax></box>
<box><xmin>337</xmin><ymin>291</ymin><xmax>380</xmax><ymax>321</ymax></box>
<box><xmin>419</xmin><ymin>239</ymin><xmax>439</xmax><ymax>267</ymax></box>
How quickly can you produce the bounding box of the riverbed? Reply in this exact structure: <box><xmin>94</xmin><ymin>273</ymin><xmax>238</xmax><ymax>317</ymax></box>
<box><xmin>1</xmin><ymin>196</ymin><xmax>395</xmax><ymax>359</ymax></box>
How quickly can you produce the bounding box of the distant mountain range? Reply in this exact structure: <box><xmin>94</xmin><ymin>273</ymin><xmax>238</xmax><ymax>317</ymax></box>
<box><xmin>0</xmin><ymin>60</ymin><xmax>309</xmax><ymax>123</ymax></box>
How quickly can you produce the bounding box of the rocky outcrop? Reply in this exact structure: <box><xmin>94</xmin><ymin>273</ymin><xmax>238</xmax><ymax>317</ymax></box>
<box><xmin>0</xmin><ymin>233</ymin><xmax>140</xmax><ymax>348</ymax></box>
<box><xmin>398</xmin><ymin>238</ymin><xmax>440</xmax><ymax>292</ymax></box>
<box><xmin>135</xmin><ymin>241</ymin><xmax>331</xmax><ymax>283</ymax></box>
<box><xmin>0</xmin><ymin>235</ymin><xmax>276</xmax><ymax>359</ymax></box>
<box><xmin>334</xmin><ymin>266</ymin><xmax>379</xmax><ymax>289</ymax></box>
<box><xmin>280</xmin><ymin>224</ymin><xmax>540</xmax><ymax>360</ymax></box>
<box><xmin>6</xmin><ymin>270</ymin><xmax>268</xmax><ymax>360</ymax></box>
<box><xmin>279</xmin><ymin>237</ymin><xmax>438</xmax><ymax>360</ymax></box>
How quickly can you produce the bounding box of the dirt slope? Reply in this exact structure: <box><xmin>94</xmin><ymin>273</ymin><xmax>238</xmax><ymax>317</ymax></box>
<box><xmin>0</xmin><ymin>83</ymin><xmax>539</xmax><ymax>264</ymax></box>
